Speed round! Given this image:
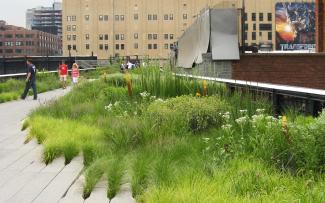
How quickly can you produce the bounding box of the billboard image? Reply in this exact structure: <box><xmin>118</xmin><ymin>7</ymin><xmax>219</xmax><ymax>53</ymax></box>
<box><xmin>275</xmin><ymin>2</ymin><xmax>315</xmax><ymax>51</ymax></box>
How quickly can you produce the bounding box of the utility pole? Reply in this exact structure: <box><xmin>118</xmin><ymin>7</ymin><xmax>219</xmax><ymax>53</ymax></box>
<box><xmin>241</xmin><ymin>0</ymin><xmax>246</xmax><ymax>54</ymax></box>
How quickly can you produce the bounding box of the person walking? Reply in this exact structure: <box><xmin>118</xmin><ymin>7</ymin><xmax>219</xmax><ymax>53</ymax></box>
<box><xmin>59</xmin><ymin>60</ymin><xmax>68</xmax><ymax>89</ymax></box>
<box><xmin>21</xmin><ymin>59</ymin><xmax>37</xmax><ymax>100</ymax></box>
<box><xmin>71</xmin><ymin>63</ymin><xmax>79</xmax><ymax>85</ymax></box>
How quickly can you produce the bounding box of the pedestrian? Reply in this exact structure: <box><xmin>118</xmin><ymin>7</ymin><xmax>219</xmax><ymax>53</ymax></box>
<box><xmin>58</xmin><ymin>60</ymin><xmax>68</xmax><ymax>89</ymax></box>
<box><xmin>71</xmin><ymin>63</ymin><xmax>79</xmax><ymax>85</ymax></box>
<box><xmin>21</xmin><ymin>59</ymin><xmax>37</xmax><ymax>100</ymax></box>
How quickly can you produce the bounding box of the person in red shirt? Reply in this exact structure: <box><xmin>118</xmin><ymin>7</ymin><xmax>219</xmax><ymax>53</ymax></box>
<box><xmin>58</xmin><ymin>61</ymin><xmax>68</xmax><ymax>89</ymax></box>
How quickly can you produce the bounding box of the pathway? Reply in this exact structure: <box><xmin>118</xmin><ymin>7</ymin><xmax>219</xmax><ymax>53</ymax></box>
<box><xmin>0</xmin><ymin>89</ymin><xmax>135</xmax><ymax>203</ymax></box>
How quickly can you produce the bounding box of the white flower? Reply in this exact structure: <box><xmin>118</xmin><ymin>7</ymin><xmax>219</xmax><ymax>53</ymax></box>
<box><xmin>222</xmin><ymin>112</ymin><xmax>230</xmax><ymax>120</ymax></box>
<box><xmin>150</xmin><ymin>96</ymin><xmax>156</xmax><ymax>100</ymax></box>
<box><xmin>140</xmin><ymin>91</ymin><xmax>150</xmax><ymax>98</ymax></box>
<box><xmin>240</xmin><ymin>109</ymin><xmax>248</xmax><ymax>114</ymax></box>
<box><xmin>104</xmin><ymin>103</ymin><xmax>113</xmax><ymax>111</ymax></box>
<box><xmin>134</xmin><ymin>111</ymin><xmax>138</xmax><ymax>116</ymax></box>
<box><xmin>236</xmin><ymin>116</ymin><xmax>248</xmax><ymax>125</ymax></box>
<box><xmin>222</xmin><ymin>124</ymin><xmax>232</xmax><ymax>130</ymax></box>
<box><xmin>155</xmin><ymin>98</ymin><xmax>164</xmax><ymax>103</ymax></box>
<box><xmin>256</xmin><ymin>109</ymin><xmax>265</xmax><ymax>115</ymax></box>
<box><xmin>114</xmin><ymin>101</ymin><xmax>120</xmax><ymax>107</ymax></box>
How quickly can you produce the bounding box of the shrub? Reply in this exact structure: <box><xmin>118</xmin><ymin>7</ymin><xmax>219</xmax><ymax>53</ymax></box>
<box><xmin>146</xmin><ymin>95</ymin><xmax>229</xmax><ymax>133</ymax></box>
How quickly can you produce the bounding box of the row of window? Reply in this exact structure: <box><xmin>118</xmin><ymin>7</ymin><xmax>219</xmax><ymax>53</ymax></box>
<box><xmin>68</xmin><ymin>43</ymin><xmax>174</xmax><ymax>51</ymax></box>
<box><xmin>0</xmin><ymin>34</ymin><xmax>35</xmax><ymax>38</ymax></box>
<box><xmin>67</xmin><ymin>33</ymin><xmax>175</xmax><ymax>41</ymax></box>
<box><xmin>244</xmin><ymin>31</ymin><xmax>273</xmax><ymax>41</ymax></box>
<box><xmin>68</xmin><ymin>13</ymin><xmax>189</xmax><ymax>22</ymax></box>
<box><xmin>245</xmin><ymin>13</ymin><xmax>272</xmax><ymax>22</ymax></box>
<box><xmin>244</xmin><ymin>23</ymin><xmax>272</xmax><ymax>31</ymax></box>
<box><xmin>0</xmin><ymin>41</ymin><xmax>36</xmax><ymax>47</ymax></box>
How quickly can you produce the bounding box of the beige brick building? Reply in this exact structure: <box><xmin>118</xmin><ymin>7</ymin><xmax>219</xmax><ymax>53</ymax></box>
<box><xmin>63</xmin><ymin>0</ymin><xmax>315</xmax><ymax>59</ymax></box>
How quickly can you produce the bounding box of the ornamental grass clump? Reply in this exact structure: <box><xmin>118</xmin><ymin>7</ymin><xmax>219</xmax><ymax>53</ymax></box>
<box><xmin>146</xmin><ymin>95</ymin><xmax>229</xmax><ymax>133</ymax></box>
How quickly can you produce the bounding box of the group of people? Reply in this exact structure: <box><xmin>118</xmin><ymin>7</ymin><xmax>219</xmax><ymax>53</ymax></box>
<box><xmin>120</xmin><ymin>61</ymin><xmax>140</xmax><ymax>72</ymax></box>
<box><xmin>20</xmin><ymin>60</ymin><xmax>80</xmax><ymax>101</ymax></box>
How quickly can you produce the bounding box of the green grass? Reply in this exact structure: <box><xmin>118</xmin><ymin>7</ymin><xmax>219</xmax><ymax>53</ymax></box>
<box><xmin>25</xmin><ymin>66</ymin><xmax>325</xmax><ymax>202</ymax></box>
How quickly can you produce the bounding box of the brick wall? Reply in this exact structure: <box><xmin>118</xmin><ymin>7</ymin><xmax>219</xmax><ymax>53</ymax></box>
<box><xmin>232</xmin><ymin>54</ymin><xmax>325</xmax><ymax>90</ymax></box>
<box><xmin>316</xmin><ymin>0</ymin><xmax>325</xmax><ymax>52</ymax></box>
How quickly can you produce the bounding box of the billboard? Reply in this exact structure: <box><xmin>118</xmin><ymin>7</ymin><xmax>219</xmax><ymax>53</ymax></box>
<box><xmin>275</xmin><ymin>3</ymin><xmax>316</xmax><ymax>51</ymax></box>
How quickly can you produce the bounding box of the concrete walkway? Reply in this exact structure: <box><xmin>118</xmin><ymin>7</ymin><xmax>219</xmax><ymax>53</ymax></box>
<box><xmin>0</xmin><ymin>89</ymin><xmax>134</xmax><ymax>203</ymax></box>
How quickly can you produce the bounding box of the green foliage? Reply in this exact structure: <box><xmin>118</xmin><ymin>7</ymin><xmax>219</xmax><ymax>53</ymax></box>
<box><xmin>26</xmin><ymin>66</ymin><xmax>325</xmax><ymax>201</ymax></box>
<box><xmin>146</xmin><ymin>95</ymin><xmax>228</xmax><ymax>133</ymax></box>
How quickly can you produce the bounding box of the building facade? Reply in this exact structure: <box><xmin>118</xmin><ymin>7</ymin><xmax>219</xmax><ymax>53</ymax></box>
<box><xmin>26</xmin><ymin>2</ymin><xmax>62</xmax><ymax>37</ymax></box>
<box><xmin>62</xmin><ymin>0</ymin><xmax>315</xmax><ymax>59</ymax></box>
<box><xmin>0</xmin><ymin>21</ymin><xmax>62</xmax><ymax>57</ymax></box>
<box><xmin>316</xmin><ymin>0</ymin><xmax>325</xmax><ymax>52</ymax></box>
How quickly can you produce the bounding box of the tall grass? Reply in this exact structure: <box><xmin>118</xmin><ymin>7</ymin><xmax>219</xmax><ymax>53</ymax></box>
<box><xmin>25</xmin><ymin>66</ymin><xmax>325</xmax><ymax>201</ymax></box>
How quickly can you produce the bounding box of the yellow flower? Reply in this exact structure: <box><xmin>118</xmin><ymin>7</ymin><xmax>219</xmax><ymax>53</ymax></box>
<box><xmin>281</xmin><ymin>116</ymin><xmax>287</xmax><ymax>128</ymax></box>
<box><xmin>196</xmin><ymin>92</ymin><xmax>201</xmax><ymax>97</ymax></box>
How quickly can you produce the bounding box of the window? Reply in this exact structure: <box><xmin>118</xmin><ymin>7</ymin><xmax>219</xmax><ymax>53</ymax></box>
<box><xmin>148</xmin><ymin>44</ymin><xmax>152</xmax><ymax>49</ymax></box>
<box><xmin>164</xmin><ymin>43</ymin><xmax>168</xmax><ymax>49</ymax></box>
<box><xmin>244</xmin><ymin>13</ymin><xmax>247</xmax><ymax>21</ymax></box>
<box><xmin>268</xmin><ymin>32</ymin><xmax>272</xmax><ymax>40</ymax></box>
<box><xmin>259</xmin><ymin>24</ymin><xmax>272</xmax><ymax>31</ymax></box>
<box><xmin>99</xmin><ymin>15</ymin><xmax>103</xmax><ymax>21</ymax></box>
<box><xmin>115</xmin><ymin>34</ymin><xmax>119</xmax><ymax>40</ymax></box>
<box><xmin>86</xmin><ymin>34</ymin><xmax>90</xmax><ymax>40</ymax></box>
<box><xmin>164</xmin><ymin>34</ymin><xmax>169</xmax><ymax>40</ymax></box>
<box><xmin>99</xmin><ymin>44</ymin><xmax>103</xmax><ymax>50</ymax></box>
<box><xmin>15</xmin><ymin>34</ymin><xmax>24</xmax><ymax>38</ymax></box>
<box><xmin>164</xmin><ymin>14</ymin><xmax>168</xmax><ymax>20</ymax></box>
<box><xmin>104</xmin><ymin>15</ymin><xmax>108</xmax><ymax>21</ymax></box>
<box><xmin>134</xmin><ymin>33</ymin><xmax>138</xmax><ymax>39</ymax></box>
<box><xmin>252</xmin><ymin>32</ymin><xmax>256</xmax><ymax>40</ymax></box>
<box><xmin>259</xmin><ymin>32</ymin><xmax>262</xmax><ymax>37</ymax></box>
<box><xmin>148</xmin><ymin>34</ymin><xmax>152</xmax><ymax>40</ymax></box>
<box><xmin>121</xmin><ymin>34</ymin><xmax>124</xmax><ymax>40</ymax></box>
<box><xmin>115</xmin><ymin>15</ymin><xmax>119</xmax><ymax>21</ymax></box>
<box><xmin>153</xmin><ymin>44</ymin><xmax>157</xmax><ymax>49</ymax></box>
<box><xmin>134</xmin><ymin>43</ymin><xmax>139</xmax><ymax>49</ymax></box>
<box><xmin>253</xmin><ymin>23</ymin><xmax>256</xmax><ymax>31</ymax></box>
<box><xmin>120</xmin><ymin>15</ymin><xmax>125</xmax><ymax>21</ymax></box>
<box><xmin>116</xmin><ymin>44</ymin><xmax>120</xmax><ymax>50</ymax></box>
<box><xmin>0</xmin><ymin>42</ymin><xmax>2</xmax><ymax>46</ymax></box>
<box><xmin>67</xmin><ymin>35</ymin><xmax>71</xmax><ymax>41</ymax></box>
<box><xmin>5</xmin><ymin>34</ymin><xmax>12</xmax><ymax>38</ymax></box>
<box><xmin>244</xmin><ymin>32</ymin><xmax>247</xmax><ymax>40</ymax></box>
<box><xmin>105</xmin><ymin>44</ymin><xmax>108</xmax><ymax>50</ymax></box>
<box><xmin>72</xmin><ymin>35</ymin><xmax>76</xmax><ymax>40</ymax></box>
<box><xmin>67</xmin><ymin>16</ymin><xmax>71</xmax><ymax>21</ymax></box>
<box><xmin>68</xmin><ymin>45</ymin><xmax>71</xmax><ymax>50</ymax></box>
<box><xmin>148</xmin><ymin>14</ymin><xmax>152</xmax><ymax>20</ymax></box>
<box><xmin>72</xmin><ymin>16</ymin><xmax>76</xmax><ymax>21</ymax></box>
<box><xmin>183</xmin><ymin>14</ymin><xmax>187</xmax><ymax>20</ymax></box>
<box><xmin>268</xmin><ymin>13</ymin><xmax>272</xmax><ymax>21</ymax></box>
<box><xmin>259</xmin><ymin>13</ymin><xmax>263</xmax><ymax>21</ymax></box>
<box><xmin>153</xmin><ymin>34</ymin><xmax>157</xmax><ymax>40</ymax></box>
<box><xmin>5</xmin><ymin>49</ymin><xmax>13</xmax><ymax>53</ymax></box>
<box><xmin>121</xmin><ymin>44</ymin><xmax>125</xmax><ymax>50</ymax></box>
<box><xmin>170</xmin><ymin>44</ymin><xmax>174</xmax><ymax>49</ymax></box>
<box><xmin>134</xmin><ymin>14</ymin><xmax>139</xmax><ymax>20</ymax></box>
<box><xmin>86</xmin><ymin>44</ymin><xmax>90</xmax><ymax>49</ymax></box>
<box><xmin>67</xmin><ymin>25</ymin><xmax>71</xmax><ymax>31</ymax></box>
<box><xmin>244</xmin><ymin>24</ymin><xmax>248</xmax><ymax>31</ymax></box>
<box><xmin>85</xmin><ymin>15</ymin><xmax>90</xmax><ymax>21</ymax></box>
<box><xmin>252</xmin><ymin>13</ymin><xmax>256</xmax><ymax>21</ymax></box>
<box><xmin>105</xmin><ymin>34</ymin><xmax>109</xmax><ymax>40</ymax></box>
<box><xmin>170</xmin><ymin>34</ymin><xmax>174</xmax><ymax>40</ymax></box>
<box><xmin>73</xmin><ymin>45</ymin><xmax>76</xmax><ymax>50</ymax></box>
<box><xmin>99</xmin><ymin>34</ymin><xmax>103</xmax><ymax>40</ymax></box>
<box><xmin>72</xmin><ymin>25</ymin><xmax>76</xmax><ymax>31</ymax></box>
<box><xmin>169</xmin><ymin>14</ymin><xmax>173</xmax><ymax>20</ymax></box>
<box><xmin>153</xmin><ymin>14</ymin><xmax>157</xmax><ymax>20</ymax></box>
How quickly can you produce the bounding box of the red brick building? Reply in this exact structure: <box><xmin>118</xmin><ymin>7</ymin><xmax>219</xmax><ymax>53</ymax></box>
<box><xmin>0</xmin><ymin>20</ymin><xmax>62</xmax><ymax>57</ymax></box>
<box><xmin>316</xmin><ymin>0</ymin><xmax>325</xmax><ymax>52</ymax></box>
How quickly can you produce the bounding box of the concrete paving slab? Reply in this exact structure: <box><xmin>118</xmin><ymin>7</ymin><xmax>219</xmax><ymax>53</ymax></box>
<box><xmin>85</xmin><ymin>179</ymin><xmax>110</xmax><ymax>203</ymax></box>
<box><xmin>59</xmin><ymin>175</ymin><xmax>85</xmax><ymax>203</ymax></box>
<box><xmin>110</xmin><ymin>183</ymin><xmax>135</xmax><ymax>203</ymax></box>
<box><xmin>33</xmin><ymin>157</ymin><xmax>83</xmax><ymax>203</ymax></box>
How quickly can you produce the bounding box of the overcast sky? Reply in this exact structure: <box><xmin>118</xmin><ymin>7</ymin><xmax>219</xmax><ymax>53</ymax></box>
<box><xmin>0</xmin><ymin>0</ymin><xmax>61</xmax><ymax>28</ymax></box>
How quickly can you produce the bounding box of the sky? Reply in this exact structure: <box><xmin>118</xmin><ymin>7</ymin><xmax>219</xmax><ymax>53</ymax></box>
<box><xmin>0</xmin><ymin>0</ymin><xmax>61</xmax><ymax>28</ymax></box>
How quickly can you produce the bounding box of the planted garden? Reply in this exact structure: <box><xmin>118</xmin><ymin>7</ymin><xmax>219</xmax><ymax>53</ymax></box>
<box><xmin>24</xmin><ymin>67</ymin><xmax>325</xmax><ymax>202</ymax></box>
